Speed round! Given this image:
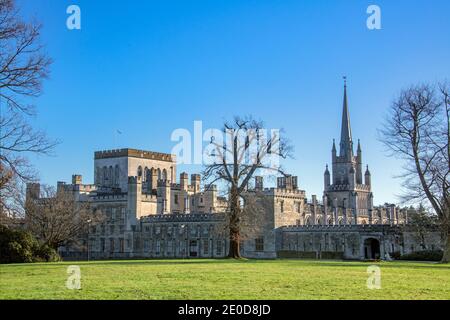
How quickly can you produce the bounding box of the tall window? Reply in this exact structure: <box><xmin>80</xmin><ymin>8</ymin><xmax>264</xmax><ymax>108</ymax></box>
<box><xmin>95</xmin><ymin>167</ymin><xmax>101</xmax><ymax>185</ymax></box>
<box><xmin>156</xmin><ymin>240</ymin><xmax>161</xmax><ymax>254</ymax></box>
<box><xmin>203</xmin><ymin>240</ymin><xmax>209</xmax><ymax>255</ymax></box>
<box><xmin>114</xmin><ymin>165</ymin><xmax>119</xmax><ymax>187</ymax></box>
<box><xmin>280</xmin><ymin>200</ymin><xmax>284</xmax><ymax>213</ymax></box>
<box><xmin>109</xmin><ymin>166</ymin><xmax>113</xmax><ymax>186</ymax></box>
<box><xmin>255</xmin><ymin>237</ymin><xmax>264</xmax><ymax>252</ymax></box>
<box><xmin>137</xmin><ymin>166</ymin><xmax>142</xmax><ymax>178</ymax></box>
<box><xmin>119</xmin><ymin>239</ymin><xmax>124</xmax><ymax>253</ymax></box>
<box><xmin>143</xmin><ymin>167</ymin><xmax>148</xmax><ymax>182</ymax></box>
<box><xmin>216</xmin><ymin>240</ymin><xmax>222</xmax><ymax>255</ymax></box>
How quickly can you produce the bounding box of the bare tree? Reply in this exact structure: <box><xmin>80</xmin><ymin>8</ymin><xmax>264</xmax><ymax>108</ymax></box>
<box><xmin>202</xmin><ymin>116</ymin><xmax>293</xmax><ymax>258</ymax></box>
<box><xmin>0</xmin><ymin>0</ymin><xmax>55</xmax><ymax>218</ymax></box>
<box><xmin>380</xmin><ymin>82</ymin><xmax>450</xmax><ymax>262</ymax></box>
<box><xmin>0</xmin><ymin>0</ymin><xmax>51</xmax><ymax>114</ymax></box>
<box><xmin>25</xmin><ymin>186</ymin><xmax>104</xmax><ymax>250</ymax></box>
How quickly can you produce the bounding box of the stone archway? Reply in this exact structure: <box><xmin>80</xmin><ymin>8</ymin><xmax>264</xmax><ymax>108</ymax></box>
<box><xmin>363</xmin><ymin>238</ymin><xmax>380</xmax><ymax>260</ymax></box>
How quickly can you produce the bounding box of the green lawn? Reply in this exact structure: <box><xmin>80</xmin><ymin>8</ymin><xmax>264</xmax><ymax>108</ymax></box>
<box><xmin>0</xmin><ymin>259</ymin><xmax>449</xmax><ymax>300</ymax></box>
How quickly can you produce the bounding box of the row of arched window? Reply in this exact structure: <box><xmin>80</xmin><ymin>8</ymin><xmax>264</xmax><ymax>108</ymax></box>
<box><xmin>96</xmin><ymin>165</ymin><xmax>120</xmax><ymax>187</ymax></box>
<box><xmin>137</xmin><ymin>166</ymin><xmax>169</xmax><ymax>183</ymax></box>
<box><xmin>95</xmin><ymin>165</ymin><xmax>172</xmax><ymax>188</ymax></box>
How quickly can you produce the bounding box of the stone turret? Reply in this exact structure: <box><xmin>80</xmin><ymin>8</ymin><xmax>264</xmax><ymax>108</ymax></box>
<box><xmin>349</xmin><ymin>166</ymin><xmax>356</xmax><ymax>189</ymax></box>
<box><xmin>191</xmin><ymin>174</ymin><xmax>201</xmax><ymax>193</ymax></box>
<box><xmin>324</xmin><ymin>165</ymin><xmax>330</xmax><ymax>190</ymax></box>
<box><xmin>72</xmin><ymin>174</ymin><xmax>82</xmax><ymax>185</ymax></box>
<box><xmin>365</xmin><ymin>166</ymin><xmax>371</xmax><ymax>187</ymax></box>
<box><xmin>356</xmin><ymin>140</ymin><xmax>362</xmax><ymax>184</ymax></box>
<box><xmin>180</xmin><ymin>172</ymin><xmax>189</xmax><ymax>191</ymax></box>
<box><xmin>255</xmin><ymin>176</ymin><xmax>264</xmax><ymax>191</ymax></box>
<box><xmin>277</xmin><ymin>175</ymin><xmax>298</xmax><ymax>190</ymax></box>
<box><xmin>127</xmin><ymin>176</ymin><xmax>142</xmax><ymax>229</ymax></box>
<box><xmin>157</xmin><ymin>179</ymin><xmax>171</xmax><ymax>214</ymax></box>
<box><xmin>26</xmin><ymin>183</ymin><xmax>40</xmax><ymax>200</ymax></box>
<box><xmin>150</xmin><ymin>168</ymin><xmax>158</xmax><ymax>191</ymax></box>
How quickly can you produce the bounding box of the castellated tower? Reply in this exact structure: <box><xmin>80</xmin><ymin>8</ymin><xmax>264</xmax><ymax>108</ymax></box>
<box><xmin>157</xmin><ymin>178</ymin><xmax>171</xmax><ymax>214</ymax></box>
<box><xmin>323</xmin><ymin>81</ymin><xmax>373</xmax><ymax>225</ymax></box>
<box><xmin>126</xmin><ymin>176</ymin><xmax>142</xmax><ymax>230</ymax></box>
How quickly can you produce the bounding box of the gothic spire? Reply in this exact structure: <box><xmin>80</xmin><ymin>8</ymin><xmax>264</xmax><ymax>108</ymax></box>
<box><xmin>340</xmin><ymin>77</ymin><xmax>353</xmax><ymax>158</ymax></box>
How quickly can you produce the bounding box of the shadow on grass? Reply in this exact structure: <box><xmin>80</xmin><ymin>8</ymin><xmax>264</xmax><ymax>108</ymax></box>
<box><xmin>278</xmin><ymin>259</ymin><xmax>449</xmax><ymax>270</ymax></box>
<box><xmin>57</xmin><ymin>258</ymin><xmax>258</xmax><ymax>267</ymax></box>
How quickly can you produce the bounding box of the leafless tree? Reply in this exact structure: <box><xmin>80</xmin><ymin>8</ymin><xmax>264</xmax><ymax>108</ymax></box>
<box><xmin>25</xmin><ymin>185</ymin><xmax>104</xmax><ymax>250</ymax></box>
<box><xmin>380</xmin><ymin>82</ymin><xmax>450</xmax><ymax>262</ymax></box>
<box><xmin>202</xmin><ymin>116</ymin><xmax>293</xmax><ymax>258</ymax></box>
<box><xmin>0</xmin><ymin>0</ymin><xmax>55</xmax><ymax>219</ymax></box>
<box><xmin>0</xmin><ymin>0</ymin><xmax>51</xmax><ymax>114</ymax></box>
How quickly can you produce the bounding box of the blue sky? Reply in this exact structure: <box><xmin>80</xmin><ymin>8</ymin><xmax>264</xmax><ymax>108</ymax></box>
<box><xmin>18</xmin><ymin>0</ymin><xmax>450</xmax><ymax>205</ymax></box>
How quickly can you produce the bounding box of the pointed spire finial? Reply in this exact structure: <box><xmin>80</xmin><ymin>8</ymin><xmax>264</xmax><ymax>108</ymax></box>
<box><xmin>339</xmin><ymin>77</ymin><xmax>353</xmax><ymax>158</ymax></box>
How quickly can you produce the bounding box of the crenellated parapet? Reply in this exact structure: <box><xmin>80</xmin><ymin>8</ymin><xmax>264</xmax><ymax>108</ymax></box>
<box><xmin>141</xmin><ymin>212</ymin><xmax>226</xmax><ymax>223</ymax></box>
<box><xmin>95</xmin><ymin>148</ymin><xmax>176</xmax><ymax>162</ymax></box>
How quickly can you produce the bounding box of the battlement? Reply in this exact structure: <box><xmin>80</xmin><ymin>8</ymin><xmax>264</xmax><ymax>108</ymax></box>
<box><xmin>326</xmin><ymin>183</ymin><xmax>370</xmax><ymax>192</ymax></box>
<box><xmin>92</xmin><ymin>194</ymin><xmax>127</xmax><ymax>201</ymax></box>
<box><xmin>280</xmin><ymin>224</ymin><xmax>402</xmax><ymax>232</ymax></box>
<box><xmin>94</xmin><ymin>148</ymin><xmax>175</xmax><ymax>162</ymax></box>
<box><xmin>140</xmin><ymin>212</ymin><xmax>225</xmax><ymax>223</ymax></box>
<box><xmin>270</xmin><ymin>187</ymin><xmax>306</xmax><ymax>196</ymax></box>
<box><xmin>142</xmin><ymin>194</ymin><xmax>157</xmax><ymax>201</ymax></box>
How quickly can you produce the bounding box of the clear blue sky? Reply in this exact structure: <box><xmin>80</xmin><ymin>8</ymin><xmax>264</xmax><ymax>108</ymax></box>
<box><xmin>18</xmin><ymin>0</ymin><xmax>450</xmax><ymax>205</ymax></box>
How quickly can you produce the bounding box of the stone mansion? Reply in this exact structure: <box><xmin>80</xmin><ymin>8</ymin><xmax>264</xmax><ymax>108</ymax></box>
<box><xmin>26</xmin><ymin>84</ymin><xmax>442</xmax><ymax>260</ymax></box>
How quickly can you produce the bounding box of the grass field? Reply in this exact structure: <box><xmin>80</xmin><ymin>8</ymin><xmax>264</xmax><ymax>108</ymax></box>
<box><xmin>0</xmin><ymin>259</ymin><xmax>449</xmax><ymax>300</ymax></box>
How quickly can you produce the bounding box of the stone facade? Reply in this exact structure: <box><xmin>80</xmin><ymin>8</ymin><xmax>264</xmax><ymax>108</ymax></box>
<box><xmin>26</xmin><ymin>84</ymin><xmax>443</xmax><ymax>260</ymax></box>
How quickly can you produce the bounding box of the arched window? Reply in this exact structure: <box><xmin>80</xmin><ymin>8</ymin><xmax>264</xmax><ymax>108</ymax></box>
<box><xmin>114</xmin><ymin>165</ymin><xmax>119</xmax><ymax>187</ymax></box>
<box><xmin>162</xmin><ymin>169</ymin><xmax>167</xmax><ymax>181</ymax></box>
<box><xmin>109</xmin><ymin>166</ymin><xmax>113</xmax><ymax>186</ymax></box>
<box><xmin>157</xmin><ymin>168</ymin><xmax>161</xmax><ymax>180</ymax></box>
<box><xmin>148</xmin><ymin>168</ymin><xmax>154</xmax><ymax>189</ymax></box>
<box><xmin>143</xmin><ymin>167</ymin><xmax>148</xmax><ymax>182</ymax></box>
<box><xmin>95</xmin><ymin>167</ymin><xmax>101</xmax><ymax>185</ymax></box>
<box><xmin>102</xmin><ymin>166</ymin><xmax>107</xmax><ymax>185</ymax></box>
<box><xmin>137</xmin><ymin>166</ymin><xmax>143</xmax><ymax>178</ymax></box>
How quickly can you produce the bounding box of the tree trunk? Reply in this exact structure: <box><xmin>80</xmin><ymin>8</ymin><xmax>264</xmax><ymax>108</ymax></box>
<box><xmin>228</xmin><ymin>187</ymin><xmax>241</xmax><ymax>259</ymax></box>
<box><xmin>441</xmin><ymin>229</ymin><xmax>450</xmax><ymax>263</ymax></box>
